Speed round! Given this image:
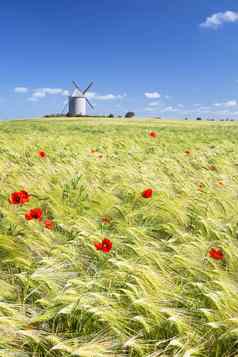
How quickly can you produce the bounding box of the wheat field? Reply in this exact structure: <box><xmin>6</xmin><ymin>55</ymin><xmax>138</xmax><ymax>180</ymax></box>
<box><xmin>1</xmin><ymin>117</ymin><xmax>238</xmax><ymax>357</ymax></box>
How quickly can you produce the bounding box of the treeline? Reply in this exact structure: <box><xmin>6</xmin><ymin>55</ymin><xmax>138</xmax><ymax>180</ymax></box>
<box><xmin>184</xmin><ymin>117</ymin><xmax>235</xmax><ymax>121</ymax></box>
<box><xmin>44</xmin><ymin>112</ymin><xmax>136</xmax><ymax>118</ymax></box>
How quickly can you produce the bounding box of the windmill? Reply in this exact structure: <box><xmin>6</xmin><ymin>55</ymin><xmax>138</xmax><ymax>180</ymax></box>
<box><xmin>62</xmin><ymin>80</ymin><xmax>94</xmax><ymax>116</ymax></box>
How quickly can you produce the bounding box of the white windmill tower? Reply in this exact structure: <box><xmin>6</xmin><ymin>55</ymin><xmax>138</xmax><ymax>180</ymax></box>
<box><xmin>68</xmin><ymin>80</ymin><xmax>94</xmax><ymax>116</ymax></box>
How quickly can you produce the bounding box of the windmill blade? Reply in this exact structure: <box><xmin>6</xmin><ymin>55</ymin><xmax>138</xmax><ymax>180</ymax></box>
<box><xmin>83</xmin><ymin>81</ymin><xmax>93</xmax><ymax>95</ymax></box>
<box><xmin>72</xmin><ymin>80</ymin><xmax>83</xmax><ymax>95</ymax></box>
<box><xmin>86</xmin><ymin>97</ymin><xmax>94</xmax><ymax>110</ymax></box>
<box><xmin>61</xmin><ymin>102</ymin><xmax>68</xmax><ymax>115</ymax></box>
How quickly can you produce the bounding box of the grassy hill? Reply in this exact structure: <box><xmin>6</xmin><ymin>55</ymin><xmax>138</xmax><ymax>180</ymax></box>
<box><xmin>1</xmin><ymin>117</ymin><xmax>238</xmax><ymax>356</ymax></box>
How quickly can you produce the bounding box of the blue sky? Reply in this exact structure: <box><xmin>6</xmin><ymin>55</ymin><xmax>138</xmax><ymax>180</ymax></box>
<box><xmin>1</xmin><ymin>0</ymin><xmax>238</xmax><ymax>119</ymax></box>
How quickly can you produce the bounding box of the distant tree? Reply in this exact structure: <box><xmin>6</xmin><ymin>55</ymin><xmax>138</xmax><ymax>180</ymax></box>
<box><xmin>196</xmin><ymin>117</ymin><xmax>202</xmax><ymax>121</ymax></box>
<box><xmin>108</xmin><ymin>114</ymin><xmax>114</xmax><ymax>118</ymax></box>
<box><xmin>125</xmin><ymin>111</ymin><xmax>135</xmax><ymax>118</ymax></box>
<box><xmin>185</xmin><ymin>117</ymin><xmax>188</xmax><ymax>120</ymax></box>
<box><xmin>44</xmin><ymin>113</ymin><xmax>66</xmax><ymax>118</ymax></box>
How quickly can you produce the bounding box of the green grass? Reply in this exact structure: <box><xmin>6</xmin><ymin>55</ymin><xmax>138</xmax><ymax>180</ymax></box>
<box><xmin>1</xmin><ymin>117</ymin><xmax>238</xmax><ymax>356</ymax></box>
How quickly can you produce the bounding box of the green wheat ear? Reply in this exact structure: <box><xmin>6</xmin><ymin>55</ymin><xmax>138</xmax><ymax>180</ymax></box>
<box><xmin>0</xmin><ymin>118</ymin><xmax>237</xmax><ymax>356</ymax></box>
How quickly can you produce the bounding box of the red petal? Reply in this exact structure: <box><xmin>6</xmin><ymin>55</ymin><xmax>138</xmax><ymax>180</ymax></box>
<box><xmin>25</xmin><ymin>212</ymin><xmax>33</xmax><ymax>220</ymax></box>
<box><xmin>94</xmin><ymin>242</ymin><xmax>103</xmax><ymax>250</ymax></box>
<box><xmin>44</xmin><ymin>219</ymin><xmax>54</xmax><ymax>230</ymax></box>
<box><xmin>101</xmin><ymin>239</ymin><xmax>112</xmax><ymax>253</ymax></box>
<box><xmin>142</xmin><ymin>189</ymin><xmax>153</xmax><ymax>198</ymax></box>
<box><xmin>209</xmin><ymin>248</ymin><xmax>224</xmax><ymax>260</ymax></box>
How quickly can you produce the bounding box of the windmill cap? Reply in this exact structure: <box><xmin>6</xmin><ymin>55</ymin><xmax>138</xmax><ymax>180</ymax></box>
<box><xmin>72</xmin><ymin>89</ymin><xmax>84</xmax><ymax>97</ymax></box>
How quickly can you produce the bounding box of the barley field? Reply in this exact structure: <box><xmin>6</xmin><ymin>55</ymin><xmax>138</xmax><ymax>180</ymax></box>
<box><xmin>1</xmin><ymin>117</ymin><xmax>238</xmax><ymax>357</ymax></box>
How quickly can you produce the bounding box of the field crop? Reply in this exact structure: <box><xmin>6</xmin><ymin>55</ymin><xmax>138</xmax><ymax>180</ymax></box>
<box><xmin>0</xmin><ymin>117</ymin><xmax>238</xmax><ymax>356</ymax></box>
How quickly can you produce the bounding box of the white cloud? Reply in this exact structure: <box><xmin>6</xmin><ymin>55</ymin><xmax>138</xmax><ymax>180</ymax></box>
<box><xmin>144</xmin><ymin>92</ymin><xmax>161</xmax><ymax>99</ymax></box>
<box><xmin>147</xmin><ymin>101</ymin><xmax>238</xmax><ymax>118</ymax></box>
<box><xmin>32</xmin><ymin>91</ymin><xmax>46</xmax><ymax>98</ymax></box>
<box><xmin>61</xmin><ymin>90</ymin><xmax>70</xmax><ymax>96</ymax></box>
<box><xmin>161</xmin><ymin>106</ymin><xmax>178</xmax><ymax>112</ymax></box>
<box><xmin>197</xmin><ymin>106</ymin><xmax>211</xmax><ymax>111</ymax></box>
<box><xmin>25</xmin><ymin>86</ymin><xmax>126</xmax><ymax>103</ymax></box>
<box><xmin>213</xmin><ymin>100</ymin><xmax>237</xmax><ymax>107</ymax></box>
<box><xmin>86</xmin><ymin>93</ymin><xmax>126</xmax><ymax>101</ymax></box>
<box><xmin>224</xmin><ymin>100</ymin><xmax>237</xmax><ymax>107</ymax></box>
<box><xmin>95</xmin><ymin>94</ymin><xmax>117</xmax><ymax>100</ymax></box>
<box><xmin>43</xmin><ymin>88</ymin><xmax>63</xmax><ymax>95</ymax></box>
<box><xmin>200</xmin><ymin>11</ymin><xmax>238</xmax><ymax>29</ymax></box>
<box><xmin>145</xmin><ymin>107</ymin><xmax>156</xmax><ymax>112</ymax></box>
<box><xmin>14</xmin><ymin>87</ymin><xmax>28</xmax><ymax>93</ymax></box>
<box><xmin>27</xmin><ymin>97</ymin><xmax>38</xmax><ymax>102</ymax></box>
<box><xmin>85</xmin><ymin>92</ymin><xmax>96</xmax><ymax>99</ymax></box>
<box><xmin>31</xmin><ymin>88</ymin><xmax>68</xmax><ymax>98</ymax></box>
<box><xmin>178</xmin><ymin>104</ymin><xmax>184</xmax><ymax>108</ymax></box>
<box><xmin>149</xmin><ymin>101</ymin><xmax>159</xmax><ymax>106</ymax></box>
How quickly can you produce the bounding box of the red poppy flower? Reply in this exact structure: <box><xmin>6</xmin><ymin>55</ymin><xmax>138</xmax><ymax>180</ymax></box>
<box><xmin>94</xmin><ymin>238</ymin><xmax>112</xmax><ymax>253</ymax></box>
<box><xmin>8</xmin><ymin>190</ymin><xmax>31</xmax><ymax>205</ymax></box>
<box><xmin>185</xmin><ymin>149</ymin><xmax>192</xmax><ymax>155</ymax></box>
<box><xmin>101</xmin><ymin>217</ymin><xmax>111</xmax><ymax>225</ymax></box>
<box><xmin>142</xmin><ymin>188</ymin><xmax>153</xmax><ymax>198</ymax></box>
<box><xmin>101</xmin><ymin>239</ymin><xmax>112</xmax><ymax>253</ymax></box>
<box><xmin>208</xmin><ymin>247</ymin><xmax>224</xmax><ymax>260</ymax></box>
<box><xmin>149</xmin><ymin>131</ymin><xmax>157</xmax><ymax>138</ymax></box>
<box><xmin>38</xmin><ymin>150</ymin><xmax>46</xmax><ymax>158</ymax></box>
<box><xmin>25</xmin><ymin>208</ymin><xmax>43</xmax><ymax>221</ymax></box>
<box><xmin>44</xmin><ymin>219</ymin><xmax>54</xmax><ymax>230</ymax></box>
